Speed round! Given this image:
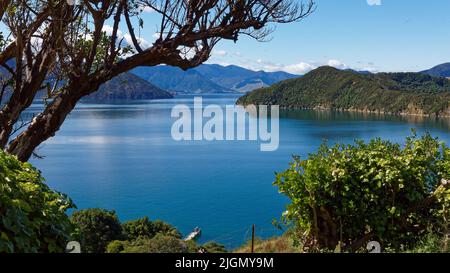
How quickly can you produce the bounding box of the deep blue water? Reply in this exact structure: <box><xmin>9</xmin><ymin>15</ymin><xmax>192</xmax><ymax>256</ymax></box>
<box><xmin>27</xmin><ymin>94</ymin><xmax>450</xmax><ymax>249</ymax></box>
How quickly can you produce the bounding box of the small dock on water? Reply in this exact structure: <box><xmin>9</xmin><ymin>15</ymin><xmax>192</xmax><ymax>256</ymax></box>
<box><xmin>184</xmin><ymin>227</ymin><xmax>201</xmax><ymax>241</ymax></box>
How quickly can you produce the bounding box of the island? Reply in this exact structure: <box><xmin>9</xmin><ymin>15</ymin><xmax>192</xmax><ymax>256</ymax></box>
<box><xmin>83</xmin><ymin>72</ymin><xmax>173</xmax><ymax>101</ymax></box>
<box><xmin>237</xmin><ymin>66</ymin><xmax>450</xmax><ymax>117</ymax></box>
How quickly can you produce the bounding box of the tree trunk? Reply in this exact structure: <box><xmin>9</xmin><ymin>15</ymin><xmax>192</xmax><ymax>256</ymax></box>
<box><xmin>6</xmin><ymin>72</ymin><xmax>113</xmax><ymax>161</ymax></box>
<box><xmin>0</xmin><ymin>0</ymin><xmax>11</xmax><ymax>20</ymax></box>
<box><xmin>0</xmin><ymin>50</ymin><xmax>53</xmax><ymax>148</ymax></box>
<box><xmin>5</xmin><ymin>46</ymin><xmax>166</xmax><ymax>161</ymax></box>
<box><xmin>7</xmin><ymin>88</ymin><xmax>81</xmax><ymax>161</ymax></box>
<box><xmin>315</xmin><ymin>206</ymin><xmax>340</xmax><ymax>249</ymax></box>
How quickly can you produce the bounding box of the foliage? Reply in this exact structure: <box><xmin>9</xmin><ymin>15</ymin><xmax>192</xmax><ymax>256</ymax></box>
<box><xmin>237</xmin><ymin>66</ymin><xmax>450</xmax><ymax>116</ymax></box>
<box><xmin>403</xmin><ymin>232</ymin><xmax>449</xmax><ymax>253</ymax></box>
<box><xmin>70</xmin><ymin>208</ymin><xmax>123</xmax><ymax>253</ymax></box>
<box><xmin>105</xmin><ymin>240</ymin><xmax>127</xmax><ymax>253</ymax></box>
<box><xmin>201</xmin><ymin>242</ymin><xmax>228</xmax><ymax>253</ymax></box>
<box><xmin>0</xmin><ymin>151</ymin><xmax>75</xmax><ymax>253</ymax></box>
<box><xmin>121</xmin><ymin>217</ymin><xmax>155</xmax><ymax>241</ymax></box>
<box><xmin>132</xmin><ymin>234</ymin><xmax>188</xmax><ymax>253</ymax></box>
<box><xmin>121</xmin><ymin>217</ymin><xmax>182</xmax><ymax>241</ymax></box>
<box><xmin>0</xmin><ymin>0</ymin><xmax>314</xmax><ymax>162</ymax></box>
<box><xmin>107</xmin><ymin>234</ymin><xmax>189</xmax><ymax>253</ymax></box>
<box><xmin>274</xmin><ymin>133</ymin><xmax>450</xmax><ymax>251</ymax></box>
<box><xmin>234</xmin><ymin>231</ymin><xmax>302</xmax><ymax>253</ymax></box>
<box><xmin>151</xmin><ymin>220</ymin><xmax>182</xmax><ymax>239</ymax></box>
<box><xmin>108</xmin><ymin>217</ymin><xmax>226</xmax><ymax>253</ymax></box>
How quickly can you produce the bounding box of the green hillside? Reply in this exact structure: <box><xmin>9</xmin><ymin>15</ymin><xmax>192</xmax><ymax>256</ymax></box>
<box><xmin>237</xmin><ymin>66</ymin><xmax>450</xmax><ymax>116</ymax></box>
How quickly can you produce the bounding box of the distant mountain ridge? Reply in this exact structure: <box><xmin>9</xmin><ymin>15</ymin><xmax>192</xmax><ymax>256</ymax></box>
<box><xmin>238</xmin><ymin>66</ymin><xmax>450</xmax><ymax>117</ymax></box>
<box><xmin>193</xmin><ymin>64</ymin><xmax>298</xmax><ymax>92</ymax></box>
<box><xmin>1</xmin><ymin>61</ymin><xmax>173</xmax><ymax>103</ymax></box>
<box><xmin>131</xmin><ymin>65</ymin><xmax>231</xmax><ymax>94</ymax></box>
<box><xmin>421</xmin><ymin>63</ymin><xmax>450</xmax><ymax>77</ymax></box>
<box><xmin>131</xmin><ymin>64</ymin><xmax>299</xmax><ymax>94</ymax></box>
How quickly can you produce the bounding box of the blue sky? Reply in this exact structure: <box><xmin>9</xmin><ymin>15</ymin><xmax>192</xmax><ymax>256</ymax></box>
<box><xmin>131</xmin><ymin>0</ymin><xmax>450</xmax><ymax>74</ymax></box>
<box><xmin>3</xmin><ymin>0</ymin><xmax>450</xmax><ymax>74</ymax></box>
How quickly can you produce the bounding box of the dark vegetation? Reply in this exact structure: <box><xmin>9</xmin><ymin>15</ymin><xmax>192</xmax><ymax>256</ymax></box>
<box><xmin>0</xmin><ymin>151</ymin><xmax>226</xmax><ymax>253</ymax></box>
<box><xmin>1</xmin><ymin>132</ymin><xmax>449</xmax><ymax>253</ymax></box>
<box><xmin>71</xmin><ymin>209</ymin><xmax>227</xmax><ymax>253</ymax></box>
<box><xmin>274</xmin><ymin>133</ymin><xmax>450</xmax><ymax>252</ymax></box>
<box><xmin>238</xmin><ymin>66</ymin><xmax>450</xmax><ymax>116</ymax></box>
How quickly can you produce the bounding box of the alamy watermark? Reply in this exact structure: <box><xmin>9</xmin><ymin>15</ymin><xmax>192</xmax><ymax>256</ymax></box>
<box><xmin>171</xmin><ymin>97</ymin><xmax>279</xmax><ymax>152</ymax></box>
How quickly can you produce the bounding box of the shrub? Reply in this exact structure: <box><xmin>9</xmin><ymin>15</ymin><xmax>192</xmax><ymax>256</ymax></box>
<box><xmin>122</xmin><ymin>217</ymin><xmax>155</xmax><ymax>240</ymax></box>
<box><xmin>122</xmin><ymin>217</ymin><xmax>182</xmax><ymax>241</ymax></box>
<box><xmin>151</xmin><ymin>220</ymin><xmax>182</xmax><ymax>239</ymax></box>
<box><xmin>110</xmin><ymin>234</ymin><xmax>189</xmax><ymax>253</ymax></box>
<box><xmin>0</xmin><ymin>151</ymin><xmax>75</xmax><ymax>253</ymax></box>
<box><xmin>404</xmin><ymin>232</ymin><xmax>449</xmax><ymax>253</ymax></box>
<box><xmin>105</xmin><ymin>240</ymin><xmax>127</xmax><ymax>253</ymax></box>
<box><xmin>202</xmin><ymin>242</ymin><xmax>228</xmax><ymax>253</ymax></box>
<box><xmin>139</xmin><ymin>234</ymin><xmax>188</xmax><ymax>253</ymax></box>
<box><xmin>71</xmin><ymin>208</ymin><xmax>122</xmax><ymax>253</ymax></box>
<box><xmin>275</xmin><ymin>133</ymin><xmax>450</xmax><ymax>252</ymax></box>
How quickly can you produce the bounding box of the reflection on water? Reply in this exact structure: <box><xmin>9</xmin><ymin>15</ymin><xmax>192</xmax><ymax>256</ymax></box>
<box><xmin>281</xmin><ymin>109</ymin><xmax>450</xmax><ymax>131</ymax></box>
<box><xmin>25</xmin><ymin>94</ymin><xmax>450</xmax><ymax>249</ymax></box>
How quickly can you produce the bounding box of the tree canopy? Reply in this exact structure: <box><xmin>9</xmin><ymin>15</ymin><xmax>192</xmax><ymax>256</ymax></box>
<box><xmin>0</xmin><ymin>0</ymin><xmax>314</xmax><ymax>161</ymax></box>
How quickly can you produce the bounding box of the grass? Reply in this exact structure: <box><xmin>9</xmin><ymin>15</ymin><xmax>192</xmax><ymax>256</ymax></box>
<box><xmin>233</xmin><ymin>230</ymin><xmax>450</xmax><ymax>253</ymax></box>
<box><xmin>234</xmin><ymin>232</ymin><xmax>303</xmax><ymax>253</ymax></box>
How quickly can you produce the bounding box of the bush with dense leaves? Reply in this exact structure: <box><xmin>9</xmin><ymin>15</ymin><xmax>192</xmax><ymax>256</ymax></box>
<box><xmin>71</xmin><ymin>208</ymin><xmax>122</xmax><ymax>253</ymax></box>
<box><xmin>108</xmin><ymin>217</ymin><xmax>227</xmax><ymax>253</ymax></box>
<box><xmin>122</xmin><ymin>217</ymin><xmax>181</xmax><ymax>241</ymax></box>
<box><xmin>275</xmin><ymin>133</ymin><xmax>450</xmax><ymax>252</ymax></box>
<box><xmin>202</xmin><ymin>242</ymin><xmax>228</xmax><ymax>253</ymax></box>
<box><xmin>0</xmin><ymin>151</ymin><xmax>75</xmax><ymax>253</ymax></box>
<box><xmin>121</xmin><ymin>217</ymin><xmax>155</xmax><ymax>240</ymax></box>
<box><xmin>107</xmin><ymin>234</ymin><xmax>189</xmax><ymax>253</ymax></box>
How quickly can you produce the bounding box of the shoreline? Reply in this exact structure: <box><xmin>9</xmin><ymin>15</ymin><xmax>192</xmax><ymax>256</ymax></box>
<box><xmin>237</xmin><ymin>102</ymin><xmax>450</xmax><ymax>119</ymax></box>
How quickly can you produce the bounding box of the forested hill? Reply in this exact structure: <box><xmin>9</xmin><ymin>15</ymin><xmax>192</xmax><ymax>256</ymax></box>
<box><xmin>1</xmin><ymin>69</ymin><xmax>173</xmax><ymax>103</ymax></box>
<box><xmin>421</xmin><ymin>63</ymin><xmax>450</xmax><ymax>77</ymax></box>
<box><xmin>84</xmin><ymin>72</ymin><xmax>173</xmax><ymax>101</ymax></box>
<box><xmin>237</xmin><ymin>66</ymin><xmax>450</xmax><ymax>117</ymax></box>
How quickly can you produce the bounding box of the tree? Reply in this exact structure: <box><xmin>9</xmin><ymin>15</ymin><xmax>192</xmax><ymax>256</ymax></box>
<box><xmin>70</xmin><ymin>208</ymin><xmax>123</xmax><ymax>253</ymax></box>
<box><xmin>122</xmin><ymin>216</ymin><xmax>156</xmax><ymax>240</ymax></box>
<box><xmin>274</xmin><ymin>134</ymin><xmax>450</xmax><ymax>252</ymax></box>
<box><xmin>0</xmin><ymin>0</ymin><xmax>315</xmax><ymax>161</ymax></box>
<box><xmin>119</xmin><ymin>234</ymin><xmax>189</xmax><ymax>253</ymax></box>
<box><xmin>122</xmin><ymin>216</ymin><xmax>182</xmax><ymax>240</ymax></box>
<box><xmin>0</xmin><ymin>1</ymin><xmax>70</xmax><ymax>150</ymax></box>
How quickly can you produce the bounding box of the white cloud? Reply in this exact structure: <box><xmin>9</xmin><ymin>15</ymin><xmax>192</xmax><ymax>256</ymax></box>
<box><xmin>327</xmin><ymin>59</ymin><xmax>348</xmax><ymax>70</ymax></box>
<box><xmin>123</xmin><ymin>34</ymin><xmax>150</xmax><ymax>49</ymax></box>
<box><xmin>212</xmin><ymin>50</ymin><xmax>227</xmax><ymax>57</ymax></box>
<box><xmin>367</xmin><ymin>0</ymin><xmax>381</xmax><ymax>6</ymax></box>
<box><xmin>209</xmin><ymin>50</ymin><xmax>376</xmax><ymax>74</ymax></box>
<box><xmin>102</xmin><ymin>25</ymin><xmax>152</xmax><ymax>50</ymax></box>
<box><xmin>283</xmin><ymin>63</ymin><xmax>316</xmax><ymax>74</ymax></box>
<box><xmin>259</xmin><ymin>62</ymin><xmax>315</xmax><ymax>75</ymax></box>
<box><xmin>233</xmin><ymin>58</ymin><xmax>377</xmax><ymax>75</ymax></box>
<box><xmin>245</xmin><ymin>59</ymin><xmax>347</xmax><ymax>75</ymax></box>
